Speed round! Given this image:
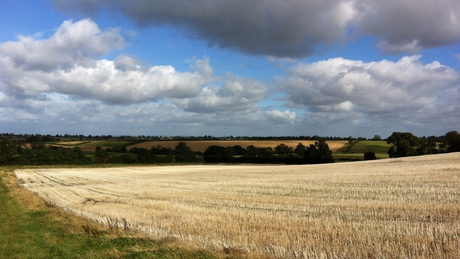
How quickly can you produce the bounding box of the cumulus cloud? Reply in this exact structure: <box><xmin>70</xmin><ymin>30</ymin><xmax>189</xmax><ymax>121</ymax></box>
<box><xmin>265</xmin><ymin>110</ymin><xmax>296</xmax><ymax>124</ymax></box>
<box><xmin>51</xmin><ymin>0</ymin><xmax>460</xmax><ymax>57</ymax></box>
<box><xmin>176</xmin><ymin>73</ymin><xmax>267</xmax><ymax>113</ymax></box>
<box><xmin>276</xmin><ymin>55</ymin><xmax>460</xmax><ymax>131</ymax></box>
<box><xmin>1</xmin><ymin>18</ymin><xmax>287</xmax><ymax>135</ymax></box>
<box><xmin>0</xmin><ymin>19</ymin><xmax>125</xmax><ymax>71</ymax></box>
<box><xmin>0</xmin><ymin>19</ymin><xmax>216</xmax><ymax>105</ymax></box>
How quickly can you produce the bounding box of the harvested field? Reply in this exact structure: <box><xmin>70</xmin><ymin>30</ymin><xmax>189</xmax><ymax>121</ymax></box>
<box><xmin>15</xmin><ymin>153</ymin><xmax>460</xmax><ymax>258</ymax></box>
<box><xmin>128</xmin><ymin>140</ymin><xmax>348</xmax><ymax>153</ymax></box>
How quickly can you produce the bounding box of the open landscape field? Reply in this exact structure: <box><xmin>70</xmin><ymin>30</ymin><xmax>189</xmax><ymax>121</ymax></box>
<box><xmin>14</xmin><ymin>153</ymin><xmax>460</xmax><ymax>258</ymax></box>
<box><xmin>128</xmin><ymin>140</ymin><xmax>348</xmax><ymax>153</ymax></box>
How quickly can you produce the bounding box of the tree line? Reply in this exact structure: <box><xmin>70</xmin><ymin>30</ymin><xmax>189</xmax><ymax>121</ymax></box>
<box><xmin>1</xmin><ymin>130</ymin><xmax>459</xmax><ymax>165</ymax></box>
<box><xmin>203</xmin><ymin>139</ymin><xmax>333</xmax><ymax>164</ymax></box>
<box><xmin>0</xmin><ymin>139</ymin><xmax>333</xmax><ymax>165</ymax></box>
<box><xmin>385</xmin><ymin>131</ymin><xmax>460</xmax><ymax>158</ymax></box>
<box><xmin>96</xmin><ymin>140</ymin><xmax>334</xmax><ymax>165</ymax></box>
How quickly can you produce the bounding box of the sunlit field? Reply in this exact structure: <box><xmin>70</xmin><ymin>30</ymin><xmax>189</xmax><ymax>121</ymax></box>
<box><xmin>15</xmin><ymin>153</ymin><xmax>460</xmax><ymax>258</ymax></box>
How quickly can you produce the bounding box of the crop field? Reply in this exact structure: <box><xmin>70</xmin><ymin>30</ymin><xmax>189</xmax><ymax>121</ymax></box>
<box><xmin>15</xmin><ymin>153</ymin><xmax>460</xmax><ymax>258</ymax></box>
<box><xmin>128</xmin><ymin>140</ymin><xmax>348</xmax><ymax>153</ymax></box>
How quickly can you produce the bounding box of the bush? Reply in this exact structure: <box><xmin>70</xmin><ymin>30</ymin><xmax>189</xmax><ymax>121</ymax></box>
<box><xmin>121</xmin><ymin>153</ymin><xmax>137</xmax><ymax>164</ymax></box>
<box><xmin>364</xmin><ymin>152</ymin><xmax>377</xmax><ymax>160</ymax></box>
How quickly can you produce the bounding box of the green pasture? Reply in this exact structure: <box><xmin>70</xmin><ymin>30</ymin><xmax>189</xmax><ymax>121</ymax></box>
<box><xmin>334</xmin><ymin>141</ymin><xmax>390</xmax><ymax>161</ymax></box>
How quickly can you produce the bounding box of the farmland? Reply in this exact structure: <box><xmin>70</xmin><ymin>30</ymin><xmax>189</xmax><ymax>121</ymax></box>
<box><xmin>128</xmin><ymin>140</ymin><xmax>348</xmax><ymax>153</ymax></box>
<box><xmin>14</xmin><ymin>153</ymin><xmax>460</xmax><ymax>258</ymax></box>
<box><xmin>334</xmin><ymin>140</ymin><xmax>391</xmax><ymax>161</ymax></box>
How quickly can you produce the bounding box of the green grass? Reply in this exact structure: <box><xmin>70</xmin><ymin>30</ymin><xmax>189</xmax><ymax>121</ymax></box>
<box><xmin>336</xmin><ymin>140</ymin><xmax>390</xmax><ymax>154</ymax></box>
<box><xmin>0</xmin><ymin>167</ymin><xmax>226</xmax><ymax>259</ymax></box>
<box><xmin>334</xmin><ymin>141</ymin><xmax>390</xmax><ymax>161</ymax></box>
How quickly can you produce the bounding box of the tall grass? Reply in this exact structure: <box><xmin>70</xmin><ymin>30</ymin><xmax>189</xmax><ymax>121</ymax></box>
<box><xmin>15</xmin><ymin>153</ymin><xmax>460</xmax><ymax>258</ymax></box>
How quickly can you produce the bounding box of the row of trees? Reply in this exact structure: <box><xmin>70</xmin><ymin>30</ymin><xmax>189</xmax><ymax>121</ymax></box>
<box><xmin>0</xmin><ymin>139</ymin><xmax>334</xmax><ymax>165</ymax></box>
<box><xmin>0</xmin><ymin>140</ymin><xmax>91</xmax><ymax>165</ymax></box>
<box><xmin>95</xmin><ymin>142</ymin><xmax>199</xmax><ymax>164</ymax></box>
<box><xmin>386</xmin><ymin>131</ymin><xmax>460</xmax><ymax>158</ymax></box>
<box><xmin>203</xmin><ymin>140</ymin><xmax>333</xmax><ymax>164</ymax></box>
<box><xmin>1</xmin><ymin>131</ymin><xmax>459</xmax><ymax>165</ymax></box>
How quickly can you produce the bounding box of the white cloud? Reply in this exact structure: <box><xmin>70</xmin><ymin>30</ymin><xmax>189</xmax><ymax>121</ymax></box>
<box><xmin>0</xmin><ymin>19</ymin><xmax>288</xmax><ymax>135</ymax></box>
<box><xmin>265</xmin><ymin>110</ymin><xmax>296</xmax><ymax>124</ymax></box>
<box><xmin>0</xmin><ymin>19</ymin><xmax>216</xmax><ymax>105</ymax></box>
<box><xmin>277</xmin><ymin>55</ymin><xmax>460</xmax><ymax>131</ymax></box>
<box><xmin>175</xmin><ymin>72</ymin><xmax>267</xmax><ymax>113</ymax></box>
<box><xmin>0</xmin><ymin>19</ymin><xmax>125</xmax><ymax>71</ymax></box>
<box><xmin>2</xmin><ymin>16</ymin><xmax>459</xmax><ymax>137</ymax></box>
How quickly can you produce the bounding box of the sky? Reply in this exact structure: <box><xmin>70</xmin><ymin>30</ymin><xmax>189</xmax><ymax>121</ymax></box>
<box><xmin>1</xmin><ymin>0</ymin><xmax>459</xmax><ymax>138</ymax></box>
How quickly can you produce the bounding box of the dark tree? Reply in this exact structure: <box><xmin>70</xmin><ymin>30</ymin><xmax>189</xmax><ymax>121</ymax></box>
<box><xmin>294</xmin><ymin>143</ymin><xmax>306</xmax><ymax>157</ymax></box>
<box><xmin>274</xmin><ymin>144</ymin><xmax>293</xmax><ymax>155</ymax></box>
<box><xmin>372</xmin><ymin>135</ymin><xmax>382</xmax><ymax>141</ymax></box>
<box><xmin>121</xmin><ymin>153</ymin><xmax>137</xmax><ymax>164</ymax></box>
<box><xmin>386</xmin><ymin>132</ymin><xmax>421</xmax><ymax>158</ymax></box>
<box><xmin>232</xmin><ymin>145</ymin><xmax>247</xmax><ymax>156</ymax></box>
<box><xmin>245</xmin><ymin>145</ymin><xmax>259</xmax><ymax>157</ymax></box>
<box><xmin>441</xmin><ymin>131</ymin><xmax>460</xmax><ymax>152</ymax></box>
<box><xmin>0</xmin><ymin>139</ymin><xmax>17</xmax><ymax>164</ymax></box>
<box><xmin>304</xmin><ymin>139</ymin><xmax>333</xmax><ymax>163</ymax></box>
<box><xmin>203</xmin><ymin>145</ymin><xmax>235</xmax><ymax>163</ymax></box>
<box><xmin>95</xmin><ymin>146</ymin><xmax>109</xmax><ymax>163</ymax></box>
<box><xmin>174</xmin><ymin>142</ymin><xmax>198</xmax><ymax>162</ymax></box>
<box><xmin>174</xmin><ymin>142</ymin><xmax>193</xmax><ymax>155</ymax></box>
<box><xmin>364</xmin><ymin>152</ymin><xmax>377</xmax><ymax>160</ymax></box>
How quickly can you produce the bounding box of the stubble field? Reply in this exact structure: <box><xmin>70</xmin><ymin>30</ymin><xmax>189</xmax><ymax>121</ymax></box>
<box><xmin>14</xmin><ymin>153</ymin><xmax>460</xmax><ymax>258</ymax></box>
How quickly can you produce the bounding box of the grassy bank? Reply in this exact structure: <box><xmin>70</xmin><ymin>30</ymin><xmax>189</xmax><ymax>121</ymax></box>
<box><xmin>0</xmin><ymin>167</ymin><xmax>234</xmax><ymax>259</ymax></box>
<box><xmin>334</xmin><ymin>140</ymin><xmax>390</xmax><ymax>161</ymax></box>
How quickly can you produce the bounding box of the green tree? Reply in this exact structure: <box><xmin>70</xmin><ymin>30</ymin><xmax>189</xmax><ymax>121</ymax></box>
<box><xmin>232</xmin><ymin>145</ymin><xmax>247</xmax><ymax>156</ymax></box>
<box><xmin>294</xmin><ymin>143</ymin><xmax>306</xmax><ymax>157</ymax></box>
<box><xmin>386</xmin><ymin>132</ymin><xmax>421</xmax><ymax>158</ymax></box>
<box><xmin>121</xmin><ymin>153</ymin><xmax>137</xmax><ymax>164</ymax></box>
<box><xmin>174</xmin><ymin>142</ymin><xmax>193</xmax><ymax>155</ymax></box>
<box><xmin>174</xmin><ymin>142</ymin><xmax>198</xmax><ymax>162</ymax></box>
<box><xmin>364</xmin><ymin>152</ymin><xmax>377</xmax><ymax>160</ymax></box>
<box><xmin>304</xmin><ymin>139</ymin><xmax>333</xmax><ymax>163</ymax></box>
<box><xmin>372</xmin><ymin>135</ymin><xmax>382</xmax><ymax>141</ymax></box>
<box><xmin>203</xmin><ymin>145</ymin><xmax>235</xmax><ymax>163</ymax></box>
<box><xmin>245</xmin><ymin>145</ymin><xmax>259</xmax><ymax>157</ymax></box>
<box><xmin>72</xmin><ymin>147</ymin><xmax>86</xmax><ymax>160</ymax></box>
<box><xmin>94</xmin><ymin>146</ymin><xmax>109</xmax><ymax>163</ymax></box>
<box><xmin>441</xmin><ymin>131</ymin><xmax>460</xmax><ymax>152</ymax></box>
<box><xmin>274</xmin><ymin>144</ymin><xmax>293</xmax><ymax>155</ymax></box>
<box><xmin>0</xmin><ymin>139</ymin><xmax>17</xmax><ymax>164</ymax></box>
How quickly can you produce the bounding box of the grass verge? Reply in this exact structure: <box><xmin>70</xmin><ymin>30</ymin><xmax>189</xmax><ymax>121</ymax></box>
<box><xmin>0</xmin><ymin>167</ymin><xmax>235</xmax><ymax>259</ymax></box>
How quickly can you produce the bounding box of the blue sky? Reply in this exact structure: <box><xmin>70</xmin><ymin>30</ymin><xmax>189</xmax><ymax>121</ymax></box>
<box><xmin>1</xmin><ymin>0</ymin><xmax>459</xmax><ymax>138</ymax></box>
